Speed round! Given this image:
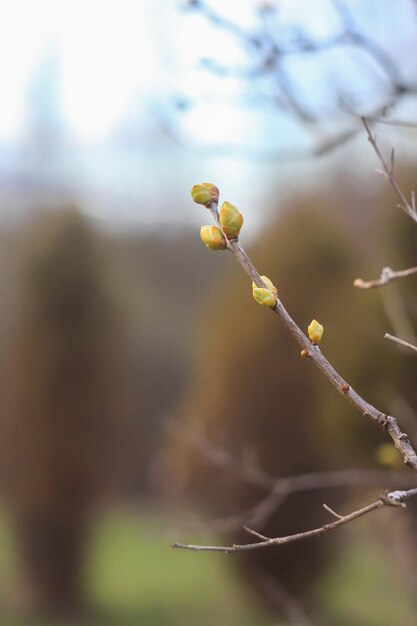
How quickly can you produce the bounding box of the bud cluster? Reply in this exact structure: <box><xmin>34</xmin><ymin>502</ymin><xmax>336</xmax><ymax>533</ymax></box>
<box><xmin>191</xmin><ymin>182</ymin><xmax>245</xmax><ymax>251</ymax></box>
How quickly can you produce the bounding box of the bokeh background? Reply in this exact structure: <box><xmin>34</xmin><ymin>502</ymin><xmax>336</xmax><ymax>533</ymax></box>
<box><xmin>0</xmin><ymin>1</ymin><xmax>417</xmax><ymax>624</ymax></box>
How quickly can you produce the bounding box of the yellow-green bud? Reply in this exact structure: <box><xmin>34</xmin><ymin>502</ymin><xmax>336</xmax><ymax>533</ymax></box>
<box><xmin>252</xmin><ymin>275</ymin><xmax>277</xmax><ymax>296</ymax></box>
<box><xmin>191</xmin><ymin>183</ymin><xmax>219</xmax><ymax>207</ymax></box>
<box><xmin>219</xmin><ymin>201</ymin><xmax>243</xmax><ymax>238</ymax></box>
<box><xmin>200</xmin><ymin>225</ymin><xmax>227</xmax><ymax>251</ymax></box>
<box><xmin>252</xmin><ymin>287</ymin><xmax>276</xmax><ymax>308</ymax></box>
<box><xmin>308</xmin><ymin>319</ymin><xmax>324</xmax><ymax>344</ymax></box>
<box><xmin>376</xmin><ymin>443</ymin><xmax>402</xmax><ymax>469</ymax></box>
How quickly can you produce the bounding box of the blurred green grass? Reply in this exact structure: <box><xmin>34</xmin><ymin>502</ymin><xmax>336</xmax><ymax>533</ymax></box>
<box><xmin>0</xmin><ymin>506</ymin><xmax>415</xmax><ymax>625</ymax></box>
<box><xmin>85</xmin><ymin>509</ymin><xmax>266</xmax><ymax>626</ymax></box>
<box><xmin>0</xmin><ymin>507</ymin><xmax>268</xmax><ymax>626</ymax></box>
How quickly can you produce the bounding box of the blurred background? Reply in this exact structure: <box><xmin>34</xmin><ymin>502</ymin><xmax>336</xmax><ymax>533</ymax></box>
<box><xmin>0</xmin><ymin>1</ymin><xmax>417</xmax><ymax>624</ymax></box>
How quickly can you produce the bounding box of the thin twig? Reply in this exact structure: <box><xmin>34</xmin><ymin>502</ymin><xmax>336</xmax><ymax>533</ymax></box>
<box><xmin>173</xmin><ymin>500</ymin><xmax>384</xmax><ymax>552</ymax></box>
<box><xmin>354</xmin><ymin>265</ymin><xmax>417</xmax><ymax>289</ymax></box>
<box><xmin>173</xmin><ymin>488</ymin><xmax>417</xmax><ymax>553</ymax></box>
<box><xmin>362</xmin><ymin>118</ymin><xmax>417</xmax><ymax>222</ymax></box>
<box><xmin>323</xmin><ymin>503</ymin><xmax>343</xmax><ymax>519</ymax></box>
<box><xmin>385</xmin><ymin>333</ymin><xmax>417</xmax><ymax>355</ymax></box>
<box><xmin>244</xmin><ymin>526</ymin><xmax>270</xmax><ymax>541</ymax></box>
<box><xmin>172</xmin><ymin>489</ymin><xmax>417</xmax><ymax>552</ymax></box>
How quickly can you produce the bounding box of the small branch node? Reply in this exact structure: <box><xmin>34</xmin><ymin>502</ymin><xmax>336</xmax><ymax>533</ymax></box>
<box><xmin>378</xmin><ymin>414</ymin><xmax>389</xmax><ymax>429</ymax></box>
<box><xmin>383</xmin><ymin>490</ymin><xmax>407</xmax><ymax>507</ymax></box>
<box><xmin>244</xmin><ymin>525</ymin><xmax>271</xmax><ymax>541</ymax></box>
<box><xmin>323</xmin><ymin>503</ymin><xmax>343</xmax><ymax>519</ymax></box>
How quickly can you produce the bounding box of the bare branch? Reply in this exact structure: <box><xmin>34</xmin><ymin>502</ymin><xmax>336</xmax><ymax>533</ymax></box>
<box><xmin>362</xmin><ymin>118</ymin><xmax>417</xmax><ymax>222</ymax></box>
<box><xmin>172</xmin><ymin>490</ymin><xmax>417</xmax><ymax>552</ymax></box>
<box><xmin>384</xmin><ymin>333</ymin><xmax>417</xmax><ymax>355</ymax></box>
<box><xmin>354</xmin><ymin>265</ymin><xmax>417</xmax><ymax>289</ymax></box>
<box><xmin>172</xmin><ymin>487</ymin><xmax>417</xmax><ymax>553</ymax></box>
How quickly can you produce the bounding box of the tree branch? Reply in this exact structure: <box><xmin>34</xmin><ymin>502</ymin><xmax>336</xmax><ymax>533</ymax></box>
<box><xmin>172</xmin><ymin>488</ymin><xmax>417</xmax><ymax>553</ymax></box>
<box><xmin>354</xmin><ymin>265</ymin><xmax>417</xmax><ymax>289</ymax></box>
<box><xmin>384</xmin><ymin>333</ymin><xmax>417</xmax><ymax>355</ymax></box>
<box><xmin>362</xmin><ymin>117</ymin><xmax>417</xmax><ymax>222</ymax></box>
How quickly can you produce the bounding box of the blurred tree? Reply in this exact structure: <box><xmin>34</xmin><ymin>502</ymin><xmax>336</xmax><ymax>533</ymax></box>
<box><xmin>0</xmin><ymin>209</ymin><xmax>134</xmax><ymax>616</ymax></box>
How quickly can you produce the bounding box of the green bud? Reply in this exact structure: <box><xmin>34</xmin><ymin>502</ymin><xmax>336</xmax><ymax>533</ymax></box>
<box><xmin>252</xmin><ymin>275</ymin><xmax>277</xmax><ymax>296</ymax></box>
<box><xmin>200</xmin><ymin>225</ymin><xmax>227</xmax><ymax>251</ymax></box>
<box><xmin>252</xmin><ymin>286</ymin><xmax>276</xmax><ymax>308</ymax></box>
<box><xmin>191</xmin><ymin>183</ymin><xmax>219</xmax><ymax>207</ymax></box>
<box><xmin>308</xmin><ymin>319</ymin><xmax>324</xmax><ymax>344</ymax></box>
<box><xmin>219</xmin><ymin>201</ymin><xmax>243</xmax><ymax>238</ymax></box>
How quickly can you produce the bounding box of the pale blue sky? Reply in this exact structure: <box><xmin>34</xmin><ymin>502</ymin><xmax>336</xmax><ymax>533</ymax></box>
<box><xmin>0</xmin><ymin>0</ymin><xmax>415</xmax><ymax>232</ymax></box>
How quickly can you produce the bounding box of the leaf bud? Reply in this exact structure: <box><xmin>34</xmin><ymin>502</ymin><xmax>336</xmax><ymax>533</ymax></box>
<box><xmin>252</xmin><ymin>286</ymin><xmax>276</xmax><ymax>308</ymax></box>
<box><xmin>219</xmin><ymin>201</ymin><xmax>243</xmax><ymax>238</ymax></box>
<box><xmin>252</xmin><ymin>275</ymin><xmax>277</xmax><ymax>296</ymax></box>
<box><xmin>200</xmin><ymin>225</ymin><xmax>227</xmax><ymax>251</ymax></box>
<box><xmin>308</xmin><ymin>319</ymin><xmax>324</xmax><ymax>344</ymax></box>
<box><xmin>191</xmin><ymin>183</ymin><xmax>219</xmax><ymax>207</ymax></box>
